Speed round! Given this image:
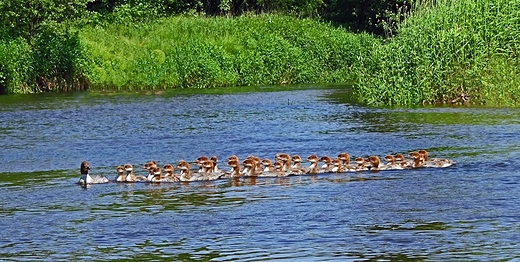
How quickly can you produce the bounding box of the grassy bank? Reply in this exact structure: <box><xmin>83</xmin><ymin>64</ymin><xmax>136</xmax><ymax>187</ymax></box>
<box><xmin>355</xmin><ymin>0</ymin><xmax>520</xmax><ymax>106</ymax></box>
<box><xmin>81</xmin><ymin>0</ymin><xmax>520</xmax><ymax>106</ymax></box>
<box><xmin>80</xmin><ymin>15</ymin><xmax>377</xmax><ymax>90</ymax></box>
<box><xmin>4</xmin><ymin>0</ymin><xmax>519</xmax><ymax>106</ymax></box>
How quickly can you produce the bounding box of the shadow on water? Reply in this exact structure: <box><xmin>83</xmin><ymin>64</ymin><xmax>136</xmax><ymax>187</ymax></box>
<box><xmin>366</xmin><ymin>221</ymin><xmax>451</xmax><ymax>231</ymax></box>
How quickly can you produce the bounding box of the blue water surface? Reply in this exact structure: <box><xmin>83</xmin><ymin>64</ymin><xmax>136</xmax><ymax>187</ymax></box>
<box><xmin>0</xmin><ymin>86</ymin><xmax>519</xmax><ymax>261</ymax></box>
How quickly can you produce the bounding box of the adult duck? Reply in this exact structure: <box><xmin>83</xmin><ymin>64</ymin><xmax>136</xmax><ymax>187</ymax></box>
<box><xmin>78</xmin><ymin>161</ymin><xmax>109</xmax><ymax>185</ymax></box>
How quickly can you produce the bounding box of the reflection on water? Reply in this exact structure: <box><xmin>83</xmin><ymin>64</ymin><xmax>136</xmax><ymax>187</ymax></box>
<box><xmin>0</xmin><ymin>85</ymin><xmax>520</xmax><ymax>260</ymax></box>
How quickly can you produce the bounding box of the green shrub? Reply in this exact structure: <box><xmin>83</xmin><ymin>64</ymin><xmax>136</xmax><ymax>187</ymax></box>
<box><xmin>31</xmin><ymin>28</ymin><xmax>91</xmax><ymax>92</ymax></box>
<box><xmin>0</xmin><ymin>0</ymin><xmax>92</xmax><ymax>94</ymax></box>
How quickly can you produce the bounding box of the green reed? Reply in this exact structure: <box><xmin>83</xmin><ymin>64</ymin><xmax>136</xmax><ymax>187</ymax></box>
<box><xmin>355</xmin><ymin>0</ymin><xmax>520</xmax><ymax>106</ymax></box>
<box><xmin>0</xmin><ymin>30</ymin><xmax>90</xmax><ymax>94</ymax></box>
<box><xmin>80</xmin><ymin>14</ymin><xmax>377</xmax><ymax>91</ymax></box>
<box><xmin>0</xmin><ymin>38</ymin><xmax>31</xmax><ymax>94</ymax></box>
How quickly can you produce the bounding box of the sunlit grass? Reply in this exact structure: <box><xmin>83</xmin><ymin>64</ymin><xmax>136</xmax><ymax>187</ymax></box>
<box><xmin>80</xmin><ymin>1</ymin><xmax>520</xmax><ymax>106</ymax></box>
<box><xmin>80</xmin><ymin>14</ymin><xmax>377</xmax><ymax>91</ymax></box>
<box><xmin>354</xmin><ymin>0</ymin><xmax>520</xmax><ymax>106</ymax></box>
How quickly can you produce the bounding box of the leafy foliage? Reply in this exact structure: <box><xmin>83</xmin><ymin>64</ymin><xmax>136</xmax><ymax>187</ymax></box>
<box><xmin>321</xmin><ymin>0</ymin><xmax>411</xmax><ymax>35</ymax></box>
<box><xmin>0</xmin><ymin>0</ymin><xmax>92</xmax><ymax>93</ymax></box>
<box><xmin>83</xmin><ymin>0</ymin><xmax>407</xmax><ymax>33</ymax></box>
<box><xmin>0</xmin><ymin>0</ymin><xmax>92</xmax><ymax>41</ymax></box>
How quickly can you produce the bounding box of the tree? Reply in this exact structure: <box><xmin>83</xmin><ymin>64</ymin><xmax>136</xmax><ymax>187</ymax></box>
<box><xmin>0</xmin><ymin>0</ymin><xmax>92</xmax><ymax>41</ymax></box>
<box><xmin>321</xmin><ymin>0</ymin><xmax>410</xmax><ymax>35</ymax></box>
<box><xmin>0</xmin><ymin>0</ymin><xmax>93</xmax><ymax>93</ymax></box>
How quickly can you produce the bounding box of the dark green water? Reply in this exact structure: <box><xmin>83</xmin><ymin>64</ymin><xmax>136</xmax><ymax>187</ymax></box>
<box><xmin>0</xmin><ymin>85</ymin><xmax>519</xmax><ymax>261</ymax></box>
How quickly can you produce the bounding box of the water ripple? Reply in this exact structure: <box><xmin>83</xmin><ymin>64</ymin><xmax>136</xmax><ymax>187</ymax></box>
<box><xmin>0</xmin><ymin>87</ymin><xmax>520</xmax><ymax>260</ymax></box>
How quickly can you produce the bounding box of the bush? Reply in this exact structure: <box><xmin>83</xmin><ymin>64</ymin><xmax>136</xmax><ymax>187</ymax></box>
<box><xmin>0</xmin><ymin>0</ymin><xmax>93</xmax><ymax>94</ymax></box>
<box><xmin>31</xmin><ymin>28</ymin><xmax>91</xmax><ymax>92</ymax></box>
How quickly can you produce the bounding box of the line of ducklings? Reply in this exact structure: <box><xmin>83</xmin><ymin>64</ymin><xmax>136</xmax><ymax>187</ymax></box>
<box><xmin>94</xmin><ymin>149</ymin><xmax>454</xmax><ymax>184</ymax></box>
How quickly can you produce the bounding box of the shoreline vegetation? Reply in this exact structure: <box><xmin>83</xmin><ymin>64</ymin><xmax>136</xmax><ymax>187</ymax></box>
<box><xmin>357</xmin><ymin>0</ymin><xmax>520</xmax><ymax>106</ymax></box>
<box><xmin>0</xmin><ymin>0</ymin><xmax>519</xmax><ymax>106</ymax></box>
<box><xmin>81</xmin><ymin>15</ymin><xmax>376</xmax><ymax>91</ymax></box>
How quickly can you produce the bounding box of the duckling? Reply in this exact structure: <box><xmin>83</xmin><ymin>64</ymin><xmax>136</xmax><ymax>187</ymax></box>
<box><xmin>145</xmin><ymin>165</ymin><xmax>156</xmax><ymax>181</ymax></box>
<box><xmin>243</xmin><ymin>155</ymin><xmax>263</xmax><ymax>176</ymax></box>
<box><xmin>288</xmin><ymin>155</ymin><xmax>307</xmax><ymax>175</ymax></box>
<box><xmin>272</xmin><ymin>160</ymin><xmax>288</xmax><ymax>177</ymax></box>
<box><xmin>275</xmin><ymin>153</ymin><xmax>292</xmax><ymax>172</ymax></box>
<box><xmin>395</xmin><ymin>153</ymin><xmax>411</xmax><ymax>169</ymax></box>
<box><xmin>383</xmin><ymin>155</ymin><xmax>405</xmax><ymax>170</ymax></box>
<box><xmin>418</xmin><ymin>149</ymin><xmax>455</xmax><ymax>168</ymax></box>
<box><xmin>210</xmin><ymin>156</ymin><xmax>223</xmax><ymax>173</ymax></box>
<box><xmin>162</xmin><ymin>164</ymin><xmax>174</xmax><ymax>177</ymax></box>
<box><xmin>261</xmin><ymin>158</ymin><xmax>275</xmax><ymax>172</ymax></box>
<box><xmin>354</xmin><ymin>157</ymin><xmax>369</xmax><ymax>171</ymax></box>
<box><xmin>123</xmin><ymin>163</ymin><xmax>147</xmax><ymax>182</ymax></box>
<box><xmin>226</xmin><ymin>159</ymin><xmax>242</xmax><ymax>178</ymax></box>
<box><xmin>331</xmin><ymin>158</ymin><xmax>344</xmax><ymax>173</ymax></box>
<box><xmin>408</xmin><ymin>151</ymin><xmax>423</xmax><ymax>168</ymax></box>
<box><xmin>203</xmin><ymin>159</ymin><xmax>226</xmax><ymax>178</ymax></box>
<box><xmin>337</xmin><ymin>152</ymin><xmax>356</xmax><ymax>172</ymax></box>
<box><xmin>176</xmin><ymin>160</ymin><xmax>193</xmax><ymax>181</ymax></box>
<box><xmin>123</xmin><ymin>164</ymin><xmax>136</xmax><ymax>182</ymax></box>
<box><xmin>200</xmin><ymin>159</ymin><xmax>215</xmax><ymax>174</ymax></box>
<box><xmin>149</xmin><ymin>167</ymin><xmax>164</xmax><ymax>182</ymax></box>
<box><xmin>319</xmin><ymin>156</ymin><xmax>333</xmax><ymax>173</ymax></box>
<box><xmin>195</xmin><ymin>156</ymin><xmax>210</xmax><ymax>173</ymax></box>
<box><xmin>258</xmin><ymin>159</ymin><xmax>286</xmax><ymax>177</ymax></box>
<box><xmin>291</xmin><ymin>155</ymin><xmax>302</xmax><ymax>169</ymax></box>
<box><xmin>368</xmin><ymin>156</ymin><xmax>390</xmax><ymax>171</ymax></box>
<box><xmin>177</xmin><ymin>160</ymin><xmax>217</xmax><ymax>182</ymax></box>
<box><xmin>161</xmin><ymin>164</ymin><xmax>180</xmax><ymax>182</ymax></box>
<box><xmin>115</xmin><ymin>165</ymin><xmax>126</xmax><ymax>182</ymax></box>
<box><xmin>306</xmin><ymin>154</ymin><xmax>320</xmax><ymax>174</ymax></box>
<box><xmin>241</xmin><ymin>158</ymin><xmax>257</xmax><ymax>177</ymax></box>
<box><xmin>253</xmin><ymin>156</ymin><xmax>262</xmax><ymax>173</ymax></box>
<box><xmin>143</xmin><ymin>160</ymin><xmax>158</xmax><ymax>181</ymax></box>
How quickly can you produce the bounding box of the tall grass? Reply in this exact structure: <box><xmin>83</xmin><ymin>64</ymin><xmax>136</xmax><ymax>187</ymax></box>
<box><xmin>0</xmin><ymin>30</ymin><xmax>90</xmax><ymax>94</ymax></box>
<box><xmin>80</xmin><ymin>15</ymin><xmax>378</xmax><ymax>90</ymax></box>
<box><xmin>0</xmin><ymin>37</ymin><xmax>31</xmax><ymax>94</ymax></box>
<box><xmin>355</xmin><ymin>0</ymin><xmax>520</xmax><ymax>106</ymax></box>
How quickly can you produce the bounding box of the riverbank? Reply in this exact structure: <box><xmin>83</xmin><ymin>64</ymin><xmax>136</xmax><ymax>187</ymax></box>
<box><xmin>79</xmin><ymin>0</ymin><xmax>520</xmax><ymax>106</ymax></box>
<box><xmin>80</xmin><ymin>15</ymin><xmax>375</xmax><ymax>90</ymax></box>
<box><xmin>2</xmin><ymin>0</ymin><xmax>519</xmax><ymax>106</ymax></box>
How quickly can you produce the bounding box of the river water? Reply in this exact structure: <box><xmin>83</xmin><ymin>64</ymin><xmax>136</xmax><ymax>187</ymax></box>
<box><xmin>0</xmin><ymin>85</ymin><xmax>519</xmax><ymax>261</ymax></box>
